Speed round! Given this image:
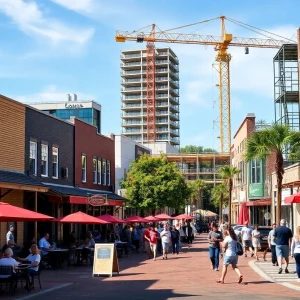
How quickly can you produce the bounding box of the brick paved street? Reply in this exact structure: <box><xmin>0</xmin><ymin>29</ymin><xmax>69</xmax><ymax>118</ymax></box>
<box><xmin>2</xmin><ymin>235</ymin><xmax>300</xmax><ymax>300</ymax></box>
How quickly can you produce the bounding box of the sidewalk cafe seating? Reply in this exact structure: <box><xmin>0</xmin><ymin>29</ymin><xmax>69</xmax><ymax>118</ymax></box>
<box><xmin>0</xmin><ymin>266</ymin><xmax>16</xmax><ymax>296</ymax></box>
<box><xmin>29</xmin><ymin>266</ymin><xmax>42</xmax><ymax>290</ymax></box>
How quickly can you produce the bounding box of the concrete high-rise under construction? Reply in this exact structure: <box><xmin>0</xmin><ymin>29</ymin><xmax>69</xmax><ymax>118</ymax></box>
<box><xmin>120</xmin><ymin>47</ymin><xmax>180</xmax><ymax>148</ymax></box>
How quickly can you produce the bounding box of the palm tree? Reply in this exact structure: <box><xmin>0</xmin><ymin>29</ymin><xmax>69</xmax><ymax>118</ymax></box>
<box><xmin>245</xmin><ymin>123</ymin><xmax>300</xmax><ymax>224</ymax></box>
<box><xmin>219</xmin><ymin>165</ymin><xmax>240</xmax><ymax>226</ymax></box>
<box><xmin>212</xmin><ymin>183</ymin><xmax>228</xmax><ymax>222</ymax></box>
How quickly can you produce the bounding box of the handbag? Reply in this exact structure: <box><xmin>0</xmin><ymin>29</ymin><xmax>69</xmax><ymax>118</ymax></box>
<box><xmin>236</xmin><ymin>241</ymin><xmax>243</xmax><ymax>256</ymax></box>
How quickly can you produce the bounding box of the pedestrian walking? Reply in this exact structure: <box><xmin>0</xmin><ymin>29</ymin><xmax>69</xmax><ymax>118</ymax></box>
<box><xmin>160</xmin><ymin>224</ymin><xmax>171</xmax><ymax>260</ymax></box>
<box><xmin>145</xmin><ymin>225</ymin><xmax>159</xmax><ymax>261</ymax></box>
<box><xmin>184</xmin><ymin>222</ymin><xmax>194</xmax><ymax>249</ymax></box>
<box><xmin>273</xmin><ymin>219</ymin><xmax>293</xmax><ymax>274</ymax></box>
<box><xmin>252</xmin><ymin>224</ymin><xmax>261</xmax><ymax>261</ymax></box>
<box><xmin>291</xmin><ymin>226</ymin><xmax>300</xmax><ymax>282</ymax></box>
<box><xmin>208</xmin><ymin>223</ymin><xmax>223</xmax><ymax>271</ymax></box>
<box><xmin>170</xmin><ymin>225</ymin><xmax>180</xmax><ymax>254</ymax></box>
<box><xmin>241</xmin><ymin>221</ymin><xmax>254</xmax><ymax>257</ymax></box>
<box><xmin>143</xmin><ymin>224</ymin><xmax>152</xmax><ymax>259</ymax></box>
<box><xmin>216</xmin><ymin>227</ymin><xmax>243</xmax><ymax>284</ymax></box>
<box><xmin>132</xmin><ymin>225</ymin><xmax>140</xmax><ymax>253</ymax></box>
<box><xmin>268</xmin><ymin>223</ymin><xmax>277</xmax><ymax>266</ymax></box>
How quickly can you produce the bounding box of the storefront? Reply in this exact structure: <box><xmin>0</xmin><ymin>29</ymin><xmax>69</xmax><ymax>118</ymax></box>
<box><xmin>246</xmin><ymin>199</ymin><xmax>271</xmax><ymax>226</ymax></box>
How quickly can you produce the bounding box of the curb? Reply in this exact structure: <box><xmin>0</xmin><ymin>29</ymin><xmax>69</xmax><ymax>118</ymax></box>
<box><xmin>248</xmin><ymin>261</ymin><xmax>300</xmax><ymax>291</ymax></box>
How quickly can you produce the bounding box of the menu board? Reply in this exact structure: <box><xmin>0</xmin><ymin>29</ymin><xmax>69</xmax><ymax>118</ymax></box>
<box><xmin>92</xmin><ymin>244</ymin><xmax>119</xmax><ymax>277</ymax></box>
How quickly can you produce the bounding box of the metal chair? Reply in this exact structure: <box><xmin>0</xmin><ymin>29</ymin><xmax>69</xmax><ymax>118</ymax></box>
<box><xmin>0</xmin><ymin>266</ymin><xmax>16</xmax><ymax>296</ymax></box>
<box><xmin>29</xmin><ymin>266</ymin><xmax>42</xmax><ymax>290</ymax></box>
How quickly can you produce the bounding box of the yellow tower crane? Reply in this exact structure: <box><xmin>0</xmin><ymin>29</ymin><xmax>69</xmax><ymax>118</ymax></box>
<box><xmin>116</xmin><ymin>16</ymin><xmax>295</xmax><ymax>153</ymax></box>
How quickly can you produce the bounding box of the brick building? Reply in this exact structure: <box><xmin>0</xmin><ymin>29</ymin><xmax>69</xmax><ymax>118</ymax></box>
<box><xmin>231</xmin><ymin>114</ymin><xmax>275</xmax><ymax>225</ymax></box>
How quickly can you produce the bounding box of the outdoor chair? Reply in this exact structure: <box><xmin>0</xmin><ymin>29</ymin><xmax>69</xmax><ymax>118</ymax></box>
<box><xmin>0</xmin><ymin>266</ymin><xmax>16</xmax><ymax>296</ymax></box>
<box><xmin>29</xmin><ymin>267</ymin><xmax>42</xmax><ymax>290</ymax></box>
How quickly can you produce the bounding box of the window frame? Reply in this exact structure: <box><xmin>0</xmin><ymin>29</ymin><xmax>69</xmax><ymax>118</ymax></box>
<box><xmin>82</xmin><ymin>154</ymin><xmax>87</xmax><ymax>183</ymax></box>
<box><xmin>41</xmin><ymin>144</ymin><xmax>48</xmax><ymax>177</ymax></box>
<box><xmin>107</xmin><ymin>160</ymin><xmax>111</xmax><ymax>186</ymax></box>
<box><xmin>250</xmin><ymin>159</ymin><xmax>261</xmax><ymax>184</ymax></box>
<box><xmin>93</xmin><ymin>157</ymin><xmax>97</xmax><ymax>184</ymax></box>
<box><xmin>29</xmin><ymin>141</ymin><xmax>37</xmax><ymax>176</ymax></box>
<box><xmin>97</xmin><ymin>158</ymin><xmax>102</xmax><ymax>185</ymax></box>
<box><xmin>52</xmin><ymin>147</ymin><xmax>59</xmax><ymax>179</ymax></box>
<box><xmin>102</xmin><ymin>159</ymin><xmax>107</xmax><ymax>186</ymax></box>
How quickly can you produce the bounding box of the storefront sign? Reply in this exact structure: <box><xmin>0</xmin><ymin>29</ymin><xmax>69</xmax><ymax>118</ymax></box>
<box><xmin>248</xmin><ymin>184</ymin><xmax>263</xmax><ymax>198</ymax></box>
<box><xmin>92</xmin><ymin>244</ymin><xmax>119</xmax><ymax>277</ymax></box>
<box><xmin>88</xmin><ymin>195</ymin><xmax>108</xmax><ymax>206</ymax></box>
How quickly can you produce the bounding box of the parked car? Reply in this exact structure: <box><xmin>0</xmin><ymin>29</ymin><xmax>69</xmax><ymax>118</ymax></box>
<box><xmin>196</xmin><ymin>223</ymin><xmax>209</xmax><ymax>233</ymax></box>
<box><xmin>257</xmin><ymin>226</ymin><xmax>272</xmax><ymax>249</ymax></box>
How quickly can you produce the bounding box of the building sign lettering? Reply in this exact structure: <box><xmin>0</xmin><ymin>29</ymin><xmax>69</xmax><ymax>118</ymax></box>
<box><xmin>65</xmin><ymin>103</ymin><xmax>84</xmax><ymax>109</ymax></box>
<box><xmin>88</xmin><ymin>195</ymin><xmax>108</xmax><ymax>206</ymax></box>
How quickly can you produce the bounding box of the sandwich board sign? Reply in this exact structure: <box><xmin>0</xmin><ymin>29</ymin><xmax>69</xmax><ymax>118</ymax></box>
<box><xmin>92</xmin><ymin>243</ymin><xmax>119</xmax><ymax>277</ymax></box>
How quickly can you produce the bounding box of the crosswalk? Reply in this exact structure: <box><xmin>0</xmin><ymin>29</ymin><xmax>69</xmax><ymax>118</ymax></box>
<box><xmin>255</xmin><ymin>261</ymin><xmax>298</xmax><ymax>283</ymax></box>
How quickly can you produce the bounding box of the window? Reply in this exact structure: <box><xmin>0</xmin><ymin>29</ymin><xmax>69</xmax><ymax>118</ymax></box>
<box><xmin>41</xmin><ymin>144</ymin><xmax>48</xmax><ymax>177</ymax></box>
<box><xmin>29</xmin><ymin>142</ymin><xmax>37</xmax><ymax>176</ymax></box>
<box><xmin>107</xmin><ymin>160</ymin><xmax>111</xmax><ymax>186</ymax></box>
<box><xmin>102</xmin><ymin>159</ymin><xmax>107</xmax><ymax>185</ymax></box>
<box><xmin>97</xmin><ymin>158</ymin><xmax>102</xmax><ymax>184</ymax></box>
<box><xmin>251</xmin><ymin>159</ymin><xmax>261</xmax><ymax>184</ymax></box>
<box><xmin>82</xmin><ymin>154</ymin><xmax>87</xmax><ymax>182</ymax></box>
<box><xmin>93</xmin><ymin>158</ymin><xmax>97</xmax><ymax>184</ymax></box>
<box><xmin>52</xmin><ymin>147</ymin><xmax>58</xmax><ymax>179</ymax></box>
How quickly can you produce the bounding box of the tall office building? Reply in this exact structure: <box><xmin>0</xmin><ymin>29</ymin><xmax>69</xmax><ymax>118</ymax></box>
<box><xmin>29</xmin><ymin>94</ymin><xmax>102</xmax><ymax>133</ymax></box>
<box><xmin>121</xmin><ymin>47</ymin><xmax>180</xmax><ymax>147</ymax></box>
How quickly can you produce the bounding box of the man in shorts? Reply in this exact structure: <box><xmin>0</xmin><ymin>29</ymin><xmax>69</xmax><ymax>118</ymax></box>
<box><xmin>273</xmin><ymin>219</ymin><xmax>293</xmax><ymax>274</ymax></box>
<box><xmin>241</xmin><ymin>221</ymin><xmax>254</xmax><ymax>257</ymax></box>
<box><xmin>143</xmin><ymin>224</ymin><xmax>152</xmax><ymax>259</ymax></box>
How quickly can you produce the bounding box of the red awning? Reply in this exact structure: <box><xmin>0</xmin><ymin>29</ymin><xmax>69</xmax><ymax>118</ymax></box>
<box><xmin>246</xmin><ymin>199</ymin><xmax>271</xmax><ymax>206</ymax></box>
<box><xmin>49</xmin><ymin>196</ymin><xmax>123</xmax><ymax>206</ymax></box>
<box><xmin>237</xmin><ymin>203</ymin><xmax>249</xmax><ymax>225</ymax></box>
<box><xmin>284</xmin><ymin>192</ymin><xmax>300</xmax><ymax>204</ymax></box>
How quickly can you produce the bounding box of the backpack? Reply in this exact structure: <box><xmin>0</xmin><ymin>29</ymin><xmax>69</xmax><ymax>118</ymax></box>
<box><xmin>236</xmin><ymin>241</ymin><xmax>243</xmax><ymax>256</ymax></box>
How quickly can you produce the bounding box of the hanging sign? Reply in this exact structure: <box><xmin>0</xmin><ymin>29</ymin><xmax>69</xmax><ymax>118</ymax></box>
<box><xmin>88</xmin><ymin>195</ymin><xmax>108</xmax><ymax>206</ymax></box>
<box><xmin>92</xmin><ymin>243</ymin><xmax>119</xmax><ymax>277</ymax></box>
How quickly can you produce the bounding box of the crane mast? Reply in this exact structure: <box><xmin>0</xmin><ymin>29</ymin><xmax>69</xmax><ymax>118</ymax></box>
<box><xmin>116</xmin><ymin>16</ymin><xmax>294</xmax><ymax>153</ymax></box>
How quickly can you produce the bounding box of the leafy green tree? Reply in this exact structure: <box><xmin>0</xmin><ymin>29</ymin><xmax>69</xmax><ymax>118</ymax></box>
<box><xmin>188</xmin><ymin>179</ymin><xmax>206</xmax><ymax>208</ymax></box>
<box><xmin>123</xmin><ymin>154</ymin><xmax>191</xmax><ymax>214</ymax></box>
<box><xmin>245</xmin><ymin>123</ymin><xmax>300</xmax><ymax>224</ymax></box>
<box><xmin>211</xmin><ymin>183</ymin><xmax>228</xmax><ymax>222</ymax></box>
<box><xmin>179</xmin><ymin>145</ymin><xmax>217</xmax><ymax>153</ymax></box>
<box><xmin>219</xmin><ymin>165</ymin><xmax>240</xmax><ymax>226</ymax></box>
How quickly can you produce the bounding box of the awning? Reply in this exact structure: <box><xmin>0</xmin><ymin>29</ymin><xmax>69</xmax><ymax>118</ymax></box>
<box><xmin>0</xmin><ymin>170</ymin><xmax>49</xmax><ymax>193</ymax></box>
<box><xmin>284</xmin><ymin>192</ymin><xmax>300</xmax><ymax>204</ymax></box>
<box><xmin>237</xmin><ymin>203</ymin><xmax>249</xmax><ymax>225</ymax></box>
<box><xmin>46</xmin><ymin>184</ymin><xmax>127</xmax><ymax>206</ymax></box>
<box><xmin>246</xmin><ymin>198</ymin><xmax>271</xmax><ymax>206</ymax></box>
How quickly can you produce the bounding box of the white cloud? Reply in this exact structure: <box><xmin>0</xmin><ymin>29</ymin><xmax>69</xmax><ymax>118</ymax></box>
<box><xmin>0</xmin><ymin>0</ymin><xmax>94</xmax><ymax>45</ymax></box>
<box><xmin>51</xmin><ymin>0</ymin><xmax>95</xmax><ymax>14</ymax></box>
<box><xmin>14</xmin><ymin>85</ymin><xmax>95</xmax><ymax>104</ymax></box>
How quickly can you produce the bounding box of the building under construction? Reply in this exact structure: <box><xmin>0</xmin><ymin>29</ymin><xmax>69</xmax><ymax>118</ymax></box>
<box><xmin>274</xmin><ymin>43</ymin><xmax>299</xmax><ymax>130</ymax></box>
<box><xmin>120</xmin><ymin>48</ymin><xmax>180</xmax><ymax>147</ymax></box>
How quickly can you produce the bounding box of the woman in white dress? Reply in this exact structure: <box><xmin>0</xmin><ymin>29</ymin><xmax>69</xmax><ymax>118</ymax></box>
<box><xmin>252</xmin><ymin>224</ymin><xmax>261</xmax><ymax>261</ymax></box>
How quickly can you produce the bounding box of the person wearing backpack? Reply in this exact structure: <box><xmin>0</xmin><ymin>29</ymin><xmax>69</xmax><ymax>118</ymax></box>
<box><xmin>216</xmin><ymin>227</ymin><xmax>243</xmax><ymax>284</ymax></box>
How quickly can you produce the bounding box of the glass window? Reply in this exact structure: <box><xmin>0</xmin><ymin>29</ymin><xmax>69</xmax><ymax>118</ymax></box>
<box><xmin>107</xmin><ymin>160</ymin><xmax>111</xmax><ymax>186</ymax></box>
<box><xmin>29</xmin><ymin>141</ymin><xmax>37</xmax><ymax>176</ymax></box>
<box><xmin>251</xmin><ymin>160</ymin><xmax>261</xmax><ymax>184</ymax></box>
<box><xmin>82</xmin><ymin>155</ymin><xmax>87</xmax><ymax>182</ymax></box>
<box><xmin>97</xmin><ymin>159</ymin><xmax>102</xmax><ymax>184</ymax></box>
<box><xmin>52</xmin><ymin>147</ymin><xmax>59</xmax><ymax>179</ymax></box>
<box><xmin>93</xmin><ymin>158</ymin><xmax>97</xmax><ymax>184</ymax></box>
<box><xmin>102</xmin><ymin>159</ymin><xmax>107</xmax><ymax>185</ymax></box>
<box><xmin>41</xmin><ymin>144</ymin><xmax>48</xmax><ymax>177</ymax></box>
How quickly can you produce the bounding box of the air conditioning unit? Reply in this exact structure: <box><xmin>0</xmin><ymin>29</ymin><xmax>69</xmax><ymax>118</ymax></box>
<box><xmin>61</xmin><ymin>167</ymin><xmax>69</xmax><ymax>179</ymax></box>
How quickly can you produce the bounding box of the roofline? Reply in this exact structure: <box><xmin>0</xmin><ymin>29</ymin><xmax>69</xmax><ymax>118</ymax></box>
<box><xmin>233</xmin><ymin>114</ymin><xmax>256</xmax><ymax>139</ymax></box>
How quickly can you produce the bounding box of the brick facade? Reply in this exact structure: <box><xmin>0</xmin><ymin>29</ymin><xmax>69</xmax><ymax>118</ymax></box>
<box><xmin>0</xmin><ymin>95</ymin><xmax>25</xmax><ymax>172</ymax></box>
<box><xmin>25</xmin><ymin>107</ymin><xmax>74</xmax><ymax>186</ymax></box>
<box><xmin>73</xmin><ymin>118</ymin><xmax>115</xmax><ymax>192</ymax></box>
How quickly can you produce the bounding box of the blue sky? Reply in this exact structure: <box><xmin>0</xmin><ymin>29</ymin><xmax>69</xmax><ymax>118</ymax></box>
<box><xmin>0</xmin><ymin>0</ymin><xmax>299</xmax><ymax>150</ymax></box>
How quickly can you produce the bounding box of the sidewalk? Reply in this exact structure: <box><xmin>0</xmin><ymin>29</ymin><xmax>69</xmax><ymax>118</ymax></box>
<box><xmin>2</xmin><ymin>235</ymin><xmax>300</xmax><ymax>299</ymax></box>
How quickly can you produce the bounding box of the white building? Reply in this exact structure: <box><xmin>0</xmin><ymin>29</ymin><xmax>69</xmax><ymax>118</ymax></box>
<box><xmin>120</xmin><ymin>47</ymin><xmax>180</xmax><ymax>147</ymax></box>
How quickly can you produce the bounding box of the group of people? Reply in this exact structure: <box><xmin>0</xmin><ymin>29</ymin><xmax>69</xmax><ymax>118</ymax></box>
<box><xmin>208</xmin><ymin>219</ymin><xmax>300</xmax><ymax>283</ymax></box>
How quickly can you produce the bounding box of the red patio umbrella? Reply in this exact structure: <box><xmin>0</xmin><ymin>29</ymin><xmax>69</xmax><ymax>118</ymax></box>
<box><xmin>123</xmin><ymin>216</ymin><xmax>148</xmax><ymax>223</ymax></box>
<box><xmin>56</xmin><ymin>211</ymin><xmax>109</xmax><ymax>224</ymax></box>
<box><xmin>174</xmin><ymin>214</ymin><xmax>194</xmax><ymax>220</ymax></box>
<box><xmin>237</xmin><ymin>203</ymin><xmax>249</xmax><ymax>225</ymax></box>
<box><xmin>97</xmin><ymin>214</ymin><xmax>126</xmax><ymax>224</ymax></box>
<box><xmin>154</xmin><ymin>213</ymin><xmax>174</xmax><ymax>220</ymax></box>
<box><xmin>284</xmin><ymin>192</ymin><xmax>300</xmax><ymax>204</ymax></box>
<box><xmin>144</xmin><ymin>216</ymin><xmax>160</xmax><ymax>222</ymax></box>
<box><xmin>0</xmin><ymin>202</ymin><xmax>53</xmax><ymax>222</ymax></box>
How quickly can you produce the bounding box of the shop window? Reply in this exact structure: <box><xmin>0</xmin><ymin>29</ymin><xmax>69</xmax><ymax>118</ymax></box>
<box><xmin>251</xmin><ymin>159</ymin><xmax>261</xmax><ymax>184</ymax></box>
<box><xmin>97</xmin><ymin>158</ymin><xmax>102</xmax><ymax>184</ymax></box>
<box><xmin>82</xmin><ymin>154</ymin><xmax>87</xmax><ymax>182</ymax></box>
<box><xmin>102</xmin><ymin>159</ymin><xmax>107</xmax><ymax>185</ymax></box>
<box><xmin>52</xmin><ymin>147</ymin><xmax>59</xmax><ymax>179</ymax></box>
<box><xmin>29</xmin><ymin>141</ymin><xmax>37</xmax><ymax>176</ymax></box>
<box><xmin>107</xmin><ymin>160</ymin><xmax>111</xmax><ymax>186</ymax></box>
<box><xmin>93</xmin><ymin>158</ymin><xmax>97</xmax><ymax>184</ymax></box>
<box><xmin>41</xmin><ymin>144</ymin><xmax>48</xmax><ymax>177</ymax></box>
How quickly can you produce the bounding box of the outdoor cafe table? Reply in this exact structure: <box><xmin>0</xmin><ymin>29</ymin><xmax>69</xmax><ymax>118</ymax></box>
<box><xmin>74</xmin><ymin>248</ymin><xmax>94</xmax><ymax>265</ymax></box>
<box><xmin>49</xmin><ymin>249</ymin><xmax>69</xmax><ymax>268</ymax></box>
<box><xmin>15</xmin><ymin>264</ymin><xmax>31</xmax><ymax>291</ymax></box>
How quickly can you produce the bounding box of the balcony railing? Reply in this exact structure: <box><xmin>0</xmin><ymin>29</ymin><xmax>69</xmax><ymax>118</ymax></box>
<box><xmin>180</xmin><ymin>168</ymin><xmax>219</xmax><ymax>174</ymax></box>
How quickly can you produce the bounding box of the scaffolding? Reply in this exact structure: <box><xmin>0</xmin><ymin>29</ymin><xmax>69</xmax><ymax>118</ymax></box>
<box><xmin>274</xmin><ymin>44</ymin><xmax>299</xmax><ymax>130</ymax></box>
